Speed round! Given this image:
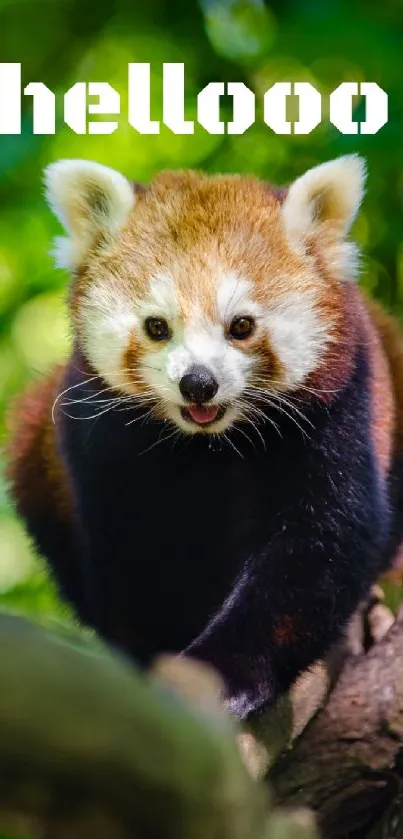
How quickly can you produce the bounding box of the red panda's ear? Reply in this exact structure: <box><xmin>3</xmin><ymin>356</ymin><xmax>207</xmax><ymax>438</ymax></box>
<box><xmin>281</xmin><ymin>155</ymin><xmax>366</xmax><ymax>277</ymax></box>
<box><xmin>44</xmin><ymin>160</ymin><xmax>135</xmax><ymax>272</ymax></box>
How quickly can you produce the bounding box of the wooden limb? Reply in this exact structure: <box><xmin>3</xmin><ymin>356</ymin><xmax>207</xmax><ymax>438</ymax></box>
<box><xmin>265</xmin><ymin>609</ymin><xmax>403</xmax><ymax>838</ymax></box>
<box><xmin>150</xmin><ymin>594</ymin><xmax>403</xmax><ymax>838</ymax></box>
<box><xmin>1</xmin><ymin>593</ymin><xmax>403</xmax><ymax>838</ymax></box>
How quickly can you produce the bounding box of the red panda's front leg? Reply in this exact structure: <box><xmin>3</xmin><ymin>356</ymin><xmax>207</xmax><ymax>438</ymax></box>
<box><xmin>185</xmin><ymin>463</ymin><xmax>390</xmax><ymax>719</ymax></box>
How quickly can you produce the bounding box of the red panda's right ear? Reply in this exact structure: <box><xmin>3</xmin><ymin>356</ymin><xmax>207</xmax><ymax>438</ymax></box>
<box><xmin>44</xmin><ymin>160</ymin><xmax>135</xmax><ymax>272</ymax></box>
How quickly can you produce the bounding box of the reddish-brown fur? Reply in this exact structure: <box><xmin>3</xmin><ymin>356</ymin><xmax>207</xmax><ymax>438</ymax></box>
<box><xmin>6</xmin><ymin>291</ymin><xmax>403</xmax><ymax>561</ymax></box>
<box><xmin>5</xmin><ymin>169</ymin><xmax>403</xmax><ymax>586</ymax></box>
<box><xmin>5</xmin><ymin>368</ymin><xmax>74</xmax><ymax>527</ymax></box>
<box><xmin>78</xmin><ymin>171</ymin><xmax>330</xmax><ymax>326</ymax></box>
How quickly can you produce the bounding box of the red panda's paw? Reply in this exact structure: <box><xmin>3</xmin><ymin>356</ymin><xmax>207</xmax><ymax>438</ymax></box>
<box><xmin>183</xmin><ymin>644</ymin><xmax>278</xmax><ymax>720</ymax></box>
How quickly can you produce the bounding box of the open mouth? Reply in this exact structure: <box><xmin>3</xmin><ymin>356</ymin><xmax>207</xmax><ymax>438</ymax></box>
<box><xmin>180</xmin><ymin>404</ymin><xmax>226</xmax><ymax>427</ymax></box>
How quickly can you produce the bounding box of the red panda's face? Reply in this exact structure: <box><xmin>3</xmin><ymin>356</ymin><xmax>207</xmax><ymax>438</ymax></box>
<box><xmin>45</xmin><ymin>158</ymin><xmax>365</xmax><ymax>435</ymax></box>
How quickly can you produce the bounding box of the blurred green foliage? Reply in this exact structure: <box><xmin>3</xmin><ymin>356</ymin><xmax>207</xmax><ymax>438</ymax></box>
<box><xmin>0</xmin><ymin>0</ymin><xmax>402</xmax><ymax>616</ymax></box>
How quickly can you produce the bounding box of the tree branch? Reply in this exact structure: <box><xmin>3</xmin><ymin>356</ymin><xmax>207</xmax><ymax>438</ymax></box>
<box><xmin>1</xmin><ymin>595</ymin><xmax>403</xmax><ymax>839</ymax></box>
<box><xmin>262</xmin><ymin>606</ymin><xmax>403</xmax><ymax>837</ymax></box>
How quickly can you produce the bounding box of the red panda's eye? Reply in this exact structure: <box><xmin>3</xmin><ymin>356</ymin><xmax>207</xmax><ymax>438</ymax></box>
<box><xmin>229</xmin><ymin>316</ymin><xmax>255</xmax><ymax>340</ymax></box>
<box><xmin>145</xmin><ymin>317</ymin><xmax>170</xmax><ymax>341</ymax></box>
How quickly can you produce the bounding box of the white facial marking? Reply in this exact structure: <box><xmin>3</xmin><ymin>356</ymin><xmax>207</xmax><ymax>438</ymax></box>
<box><xmin>217</xmin><ymin>272</ymin><xmax>263</xmax><ymax>323</ymax></box>
<box><xmin>143</xmin><ymin>312</ymin><xmax>253</xmax><ymax>414</ymax></box>
<box><xmin>81</xmin><ymin>282</ymin><xmax>138</xmax><ymax>392</ymax></box>
<box><xmin>138</xmin><ymin>272</ymin><xmax>179</xmax><ymax>321</ymax></box>
<box><xmin>264</xmin><ymin>291</ymin><xmax>334</xmax><ymax>388</ymax></box>
<box><xmin>81</xmin><ymin>268</ymin><xmax>334</xmax><ymax>435</ymax></box>
<box><xmin>136</xmin><ymin>271</ymin><xmax>261</xmax><ymax>433</ymax></box>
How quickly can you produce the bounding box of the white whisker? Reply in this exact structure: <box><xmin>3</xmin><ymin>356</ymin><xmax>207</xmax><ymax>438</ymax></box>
<box><xmin>232</xmin><ymin>424</ymin><xmax>257</xmax><ymax>452</ymax></box>
<box><xmin>223</xmin><ymin>432</ymin><xmax>244</xmax><ymax>460</ymax></box>
<box><xmin>52</xmin><ymin>376</ymin><xmax>99</xmax><ymax>424</ymax></box>
<box><xmin>138</xmin><ymin>426</ymin><xmax>180</xmax><ymax>456</ymax></box>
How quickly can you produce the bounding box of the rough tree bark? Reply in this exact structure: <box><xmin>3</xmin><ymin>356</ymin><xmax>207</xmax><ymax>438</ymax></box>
<box><xmin>241</xmin><ymin>590</ymin><xmax>403</xmax><ymax>838</ymax></box>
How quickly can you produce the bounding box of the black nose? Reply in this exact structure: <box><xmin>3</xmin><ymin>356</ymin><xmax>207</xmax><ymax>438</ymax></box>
<box><xmin>179</xmin><ymin>365</ymin><xmax>218</xmax><ymax>404</ymax></box>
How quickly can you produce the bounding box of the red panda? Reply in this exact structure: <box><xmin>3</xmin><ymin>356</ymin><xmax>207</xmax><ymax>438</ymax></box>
<box><xmin>5</xmin><ymin>155</ymin><xmax>403</xmax><ymax>718</ymax></box>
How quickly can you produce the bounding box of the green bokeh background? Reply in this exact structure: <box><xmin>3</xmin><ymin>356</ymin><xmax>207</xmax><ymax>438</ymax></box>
<box><xmin>0</xmin><ymin>0</ymin><xmax>402</xmax><ymax>622</ymax></box>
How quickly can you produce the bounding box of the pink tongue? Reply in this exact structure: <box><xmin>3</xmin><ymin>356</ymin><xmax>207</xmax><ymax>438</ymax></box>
<box><xmin>187</xmin><ymin>404</ymin><xmax>219</xmax><ymax>424</ymax></box>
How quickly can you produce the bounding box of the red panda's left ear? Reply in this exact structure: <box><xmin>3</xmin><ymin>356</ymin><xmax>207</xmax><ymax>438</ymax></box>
<box><xmin>282</xmin><ymin>155</ymin><xmax>366</xmax><ymax>277</ymax></box>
